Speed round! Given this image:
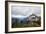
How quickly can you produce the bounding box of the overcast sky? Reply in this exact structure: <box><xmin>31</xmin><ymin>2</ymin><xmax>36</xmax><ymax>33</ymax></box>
<box><xmin>11</xmin><ymin>6</ymin><xmax>41</xmax><ymax>16</ymax></box>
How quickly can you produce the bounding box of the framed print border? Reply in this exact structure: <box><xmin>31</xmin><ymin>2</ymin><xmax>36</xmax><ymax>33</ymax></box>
<box><xmin>5</xmin><ymin>1</ymin><xmax>45</xmax><ymax>33</ymax></box>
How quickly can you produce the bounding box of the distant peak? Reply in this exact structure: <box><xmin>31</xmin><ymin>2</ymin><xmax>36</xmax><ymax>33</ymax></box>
<box><xmin>12</xmin><ymin>15</ymin><xmax>27</xmax><ymax>18</ymax></box>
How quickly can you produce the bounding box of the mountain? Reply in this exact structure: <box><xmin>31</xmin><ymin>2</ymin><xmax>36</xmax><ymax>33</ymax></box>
<box><xmin>12</xmin><ymin>14</ymin><xmax>40</xmax><ymax>23</ymax></box>
<box><xmin>12</xmin><ymin>15</ymin><xmax>28</xmax><ymax>23</ymax></box>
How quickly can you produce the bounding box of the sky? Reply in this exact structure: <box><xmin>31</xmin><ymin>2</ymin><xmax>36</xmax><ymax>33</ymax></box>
<box><xmin>11</xmin><ymin>6</ymin><xmax>41</xmax><ymax>17</ymax></box>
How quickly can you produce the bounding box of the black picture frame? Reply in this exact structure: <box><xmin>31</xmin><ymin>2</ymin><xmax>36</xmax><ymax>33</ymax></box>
<box><xmin>5</xmin><ymin>1</ymin><xmax>45</xmax><ymax>33</ymax></box>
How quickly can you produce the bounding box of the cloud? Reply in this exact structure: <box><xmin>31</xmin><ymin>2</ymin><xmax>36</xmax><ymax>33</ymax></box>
<box><xmin>11</xmin><ymin>6</ymin><xmax>41</xmax><ymax>16</ymax></box>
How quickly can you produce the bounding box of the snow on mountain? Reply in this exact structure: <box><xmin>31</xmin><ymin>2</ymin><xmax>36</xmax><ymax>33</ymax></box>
<box><xmin>12</xmin><ymin>15</ymin><xmax>27</xmax><ymax>20</ymax></box>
